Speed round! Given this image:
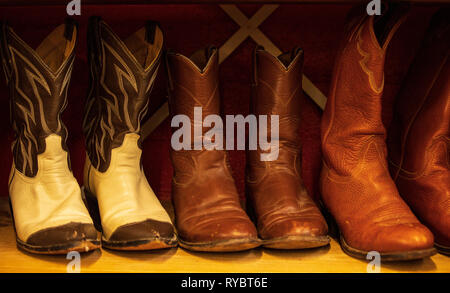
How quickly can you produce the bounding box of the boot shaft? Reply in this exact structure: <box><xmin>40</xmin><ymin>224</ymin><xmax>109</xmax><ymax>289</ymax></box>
<box><xmin>0</xmin><ymin>20</ymin><xmax>77</xmax><ymax>177</ymax></box>
<box><xmin>248</xmin><ymin>47</ymin><xmax>305</xmax><ymax>173</ymax></box>
<box><xmin>388</xmin><ymin>8</ymin><xmax>450</xmax><ymax>178</ymax></box>
<box><xmin>166</xmin><ymin>47</ymin><xmax>233</xmax><ymax>176</ymax></box>
<box><xmin>166</xmin><ymin>47</ymin><xmax>221</xmax><ymax>150</ymax></box>
<box><xmin>252</xmin><ymin>46</ymin><xmax>304</xmax><ymax>147</ymax></box>
<box><xmin>321</xmin><ymin>4</ymin><xmax>408</xmax><ymax>174</ymax></box>
<box><xmin>83</xmin><ymin>17</ymin><xmax>163</xmax><ymax>172</ymax></box>
<box><xmin>166</xmin><ymin>46</ymin><xmax>220</xmax><ymax>120</ymax></box>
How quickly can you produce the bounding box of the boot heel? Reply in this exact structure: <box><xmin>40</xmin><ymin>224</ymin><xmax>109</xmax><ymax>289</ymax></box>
<box><xmin>81</xmin><ymin>187</ymin><xmax>102</xmax><ymax>233</ymax></box>
<box><xmin>318</xmin><ymin>199</ymin><xmax>339</xmax><ymax>239</ymax></box>
<box><xmin>8</xmin><ymin>197</ymin><xmax>17</xmax><ymax>235</ymax></box>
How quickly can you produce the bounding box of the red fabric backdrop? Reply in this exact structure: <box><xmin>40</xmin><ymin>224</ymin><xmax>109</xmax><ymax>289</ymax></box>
<box><xmin>0</xmin><ymin>4</ymin><xmax>440</xmax><ymax>202</ymax></box>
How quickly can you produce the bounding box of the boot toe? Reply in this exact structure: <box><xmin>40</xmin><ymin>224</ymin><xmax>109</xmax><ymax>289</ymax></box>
<box><xmin>261</xmin><ymin>217</ymin><xmax>328</xmax><ymax>240</ymax></box>
<box><xmin>26</xmin><ymin>222</ymin><xmax>99</xmax><ymax>247</ymax></box>
<box><xmin>180</xmin><ymin>217</ymin><xmax>258</xmax><ymax>244</ymax></box>
<box><xmin>347</xmin><ymin>223</ymin><xmax>435</xmax><ymax>253</ymax></box>
<box><xmin>376</xmin><ymin>224</ymin><xmax>434</xmax><ymax>252</ymax></box>
<box><xmin>108</xmin><ymin>219</ymin><xmax>175</xmax><ymax>242</ymax></box>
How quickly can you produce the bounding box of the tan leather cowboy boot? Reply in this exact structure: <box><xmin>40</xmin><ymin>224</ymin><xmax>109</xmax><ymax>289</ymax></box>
<box><xmin>320</xmin><ymin>4</ymin><xmax>436</xmax><ymax>261</ymax></box>
<box><xmin>166</xmin><ymin>46</ymin><xmax>260</xmax><ymax>252</ymax></box>
<box><xmin>83</xmin><ymin>17</ymin><xmax>176</xmax><ymax>250</ymax></box>
<box><xmin>247</xmin><ymin>46</ymin><xmax>329</xmax><ymax>249</ymax></box>
<box><xmin>388</xmin><ymin>8</ymin><xmax>450</xmax><ymax>256</ymax></box>
<box><xmin>0</xmin><ymin>20</ymin><xmax>100</xmax><ymax>254</ymax></box>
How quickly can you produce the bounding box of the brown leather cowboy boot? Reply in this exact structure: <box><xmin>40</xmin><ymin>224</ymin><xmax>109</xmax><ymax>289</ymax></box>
<box><xmin>166</xmin><ymin>46</ymin><xmax>260</xmax><ymax>252</ymax></box>
<box><xmin>320</xmin><ymin>4</ymin><xmax>436</xmax><ymax>260</ymax></box>
<box><xmin>83</xmin><ymin>17</ymin><xmax>176</xmax><ymax>250</ymax></box>
<box><xmin>388</xmin><ymin>8</ymin><xmax>450</xmax><ymax>256</ymax></box>
<box><xmin>0</xmin><ymin>20</ymin><xmax>100</xmax><ymax>254</ymax></box>
<box><xmin>247</xmin><ymin>46</ymin><xmax>329</xmax><ymax>249</ymax></box>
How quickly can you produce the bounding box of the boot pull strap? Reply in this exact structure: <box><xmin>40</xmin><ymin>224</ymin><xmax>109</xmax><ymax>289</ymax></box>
<box><xmin>164</xmin><ymin>49</ymin><xmax>175</xmax><ymax>117</ymax></box>
<box><xmin>0</xmin><ymin>21</ymin><xmax>12</xmax><ymax>83</ymax></box>
<box><xmin>252</xmin><ymin>45</ymin><xmax>265</xmax><ymax>86</ymax></box>
<box><xmin>64</xmin><ymin>18</ymin><xmax>77</xmax><ymax>41</ymax></box>
<box><xmin>145</xmin><ymin>20</ymin><xmax>159</xmax><ymax>44</ymax></box>
<box><xmin>63</xmin><ymin>18</ymin><xmax>78</xmax><ymax>59</ymax></box>
<box><xmin>87</xmin><ymin>16</ymin><xmax>102</xmax><ymax>69</ymax></box>
<box><xmin>165</xmin><ymin>49</ymin><xmax>175</xmax><ymax>91</ymax></box>
<box><xmin>291</xmin><ymin>47</ymin><xmax>303</xmax><ymax>62</ymax></box>
<box><xmin>251</xmin><ymin>45</ymin><xmax>264</xmax><ymax>114</ymax></box>
<box><xmin>205</xmin><ymin>45</ymin><xmax>216</xmax><ymax>62</ymax></box>
<box><xmin>373</xmin><ymin>2</ymin><xmax>410</xmax><ymax>50</ymax></box>
<box><xmin>289</xmin><ymin>47</ymin><xmax>304</xmax><ymax>71</ymax></box>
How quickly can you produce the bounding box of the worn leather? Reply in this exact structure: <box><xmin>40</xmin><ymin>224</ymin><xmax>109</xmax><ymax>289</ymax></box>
<box><xmin>388</xmin><ymin>9</ymin><xmax>450</xmax><ymax>248</ymax></box>
<box><xmin>9</xmin><ymin>135</ymin><xmax>95</xmax><ymax>243</ymax></box>
<box><xmin>247</xmin><ymin>47</ymin><xmax>328</xmax><ymax>240</ymax></box>
<box><xmin>320</xmin><ymin>6</ymin><xmax>435</xmax><ymax>253</ymax></box>
<box><xmin>83</xmin><ymin>17</ymin><xmax>162</xmax><ymax>172</ymax></box>
<box><xmin>167</xmin><ymin>47</ymin><xmax>258</xmax><ymax>244</ymax></box>
<box><xmin>0</xmin><ymin>21</ymin><xmax>98</xmax><ymax>247</ymax></box>
<box><xmin>83</xmin><ymin>18</ymin><xmax>174</xmax><ymax>242</ymax></box>
<box><xmin>84</xmin><ymin>133</ymin><xmax>173</xmax><ymax>240</ymax></box>
<box><xmin>0</xmin><ymin>21</ymin><xmax>76</xmax><ymax>177</ymax></box>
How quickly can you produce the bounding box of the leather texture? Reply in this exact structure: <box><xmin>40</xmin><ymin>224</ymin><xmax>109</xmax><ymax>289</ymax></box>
<box><xmin>83</xmin><ymin>17</ymin><xmax>174</xmax><ymax>243</ymax></box>
<box><xmin>320</xmin><ymin>5</ymin><xmax>435</xmax><ymax>253</ymax></box>
<box><xmin>247</xmin><ymin>47</ymin><xmax>328</xmax><ymax>241</ymax></box>
<box><xmin>0</xmin><ymin>20</ymin><xmax>97</xmax><ymax>247</ymax></box>
<box><xmin>1</xmin><ymin>21</ymin><xmax>75</xmax><ymax>177</ymax></box>
<box><xmin>387</xmin><ymin>8</ymin><xmax>450</xmax><ymax>248</ymax></box>
<box><xmin>167</xmin><ymin>47</ymin><xmax>259</xmax><ymax>245</ymax></box>
<box><xmin>84</xmin><ymin>133</ymin><xmax>173</xmax><ymax>240</ymax></box>
<box><xmin>10</xmin><ymin>135</ymin><xmax>96</xmax><ymax>243</ymax></box>
<box><xmin>83</xmin><ymin>17</ymin><xmax>162</xmax><ymax>172</ymax></box>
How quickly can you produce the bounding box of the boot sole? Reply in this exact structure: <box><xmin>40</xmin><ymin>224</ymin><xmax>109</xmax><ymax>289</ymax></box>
<box><xmin>16</xmin><ymin>237</ymin><xmax>101</xmax><ymax>255</ymax></box>
<box><xmin>82</xmin><ymin>187</ymin><xmax>178</xmax><ymax>251</ymax></box>
<box><xmin>262</xmin><ymin>235</ymin><xmax>330</xmax><ymax>250</ymax></box>
<box><xmin>9</xmin><ymin>198</ymin><xmax>101</xmax><ymax>255</ymax></box>
<box><xmin>245</xmin><ymin>189</ymin><xmax>330</xmax><ymax>250</ymax></box>
<box><xmin>101</xmin><ymin>235</ymin><xmax>177</xmax><ymax>251</ymax></box>
<box><xmin>435</xmin><ymin>243</ymin><xmax>450</xmax><ymax>256</ymax></box>
<box><xmin>178</xmin><ymin>237</ymin><xmax>261</xmax><ymax>252</ymax></box>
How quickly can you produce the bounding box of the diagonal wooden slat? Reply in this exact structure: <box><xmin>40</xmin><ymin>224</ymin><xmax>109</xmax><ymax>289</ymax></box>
<box><xmin>302</xmin><ymin>76</ymin><xmax>327</xmax><ymax>109</ymax></box>
<box><xmin>248</xmin><ymin>28</ymin><xmax>281</xmax><ymax>56</ymax></box>
<box><xmin>219</xmin><ymin>4</ymin><xmax>328</xmax><ymax>110</ymax></box>
<box><xmin>218</xmin><ymin>5</ymin><xmax>279</xmax><ymax>63</ymax></box>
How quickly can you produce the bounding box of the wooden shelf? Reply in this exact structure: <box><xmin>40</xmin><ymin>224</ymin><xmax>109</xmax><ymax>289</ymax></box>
<box><xmin>0</xmin><ymin>198</ymin><xmax>449</xmax><ymax>273</ymax></box>
<box><xmin>1</xmin><ymin>0</ymin><xmax>449</xmax><ymax>6</ymax></box>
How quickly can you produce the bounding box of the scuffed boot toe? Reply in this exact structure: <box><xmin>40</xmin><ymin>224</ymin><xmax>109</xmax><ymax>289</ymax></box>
<box><xmin>261</xmin><ymin>217</ymin><xmax>330</xmax><ymax>249</ymax></box>
<box><xmin>21</xmin><ymin>222</ymin><xmax>100</xmax><ymax>254</ymax></box>
<box><xmin>104</xmin><ymin>219</ymin><xmax>177</xmax><ymax>250</ymax></box>
<box><xmin>342</xmin><ymin>223</ymin><xmax>436</xmax><ymax>261</ymax></box>
<box><xmin>178</xmin><ymin>217</ymin><xmax>260</xmax><ymax>252</ymax></box>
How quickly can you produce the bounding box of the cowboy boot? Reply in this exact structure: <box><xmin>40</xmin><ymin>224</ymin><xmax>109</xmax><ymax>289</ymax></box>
<box><xmin>388</xmin><ymin>9</ymin><xmax>450</xmax><ymax>256</ymax></box>
<box><xmin>0</xmin><ymin>20</ymin><xmax>100</xmax><ymax>254</ymax></box>
<box><xmin>320</xmin><ymin>4</ymin><xmax>436</xmax><ymax>261</ymax></box>
<box><xmin>83</xmin><ymin>17</ymin><xmax>176</xmax><ymax>250</ymax></box>
<box><xmin>166</xmin><ymin>46</ymin><xmax>260</xmax><ymax>252</ymax></box>
<box><xmin>247</xmin><ymin>46</ymin><xmax>329</xmax><ymax>249</ymax></box>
